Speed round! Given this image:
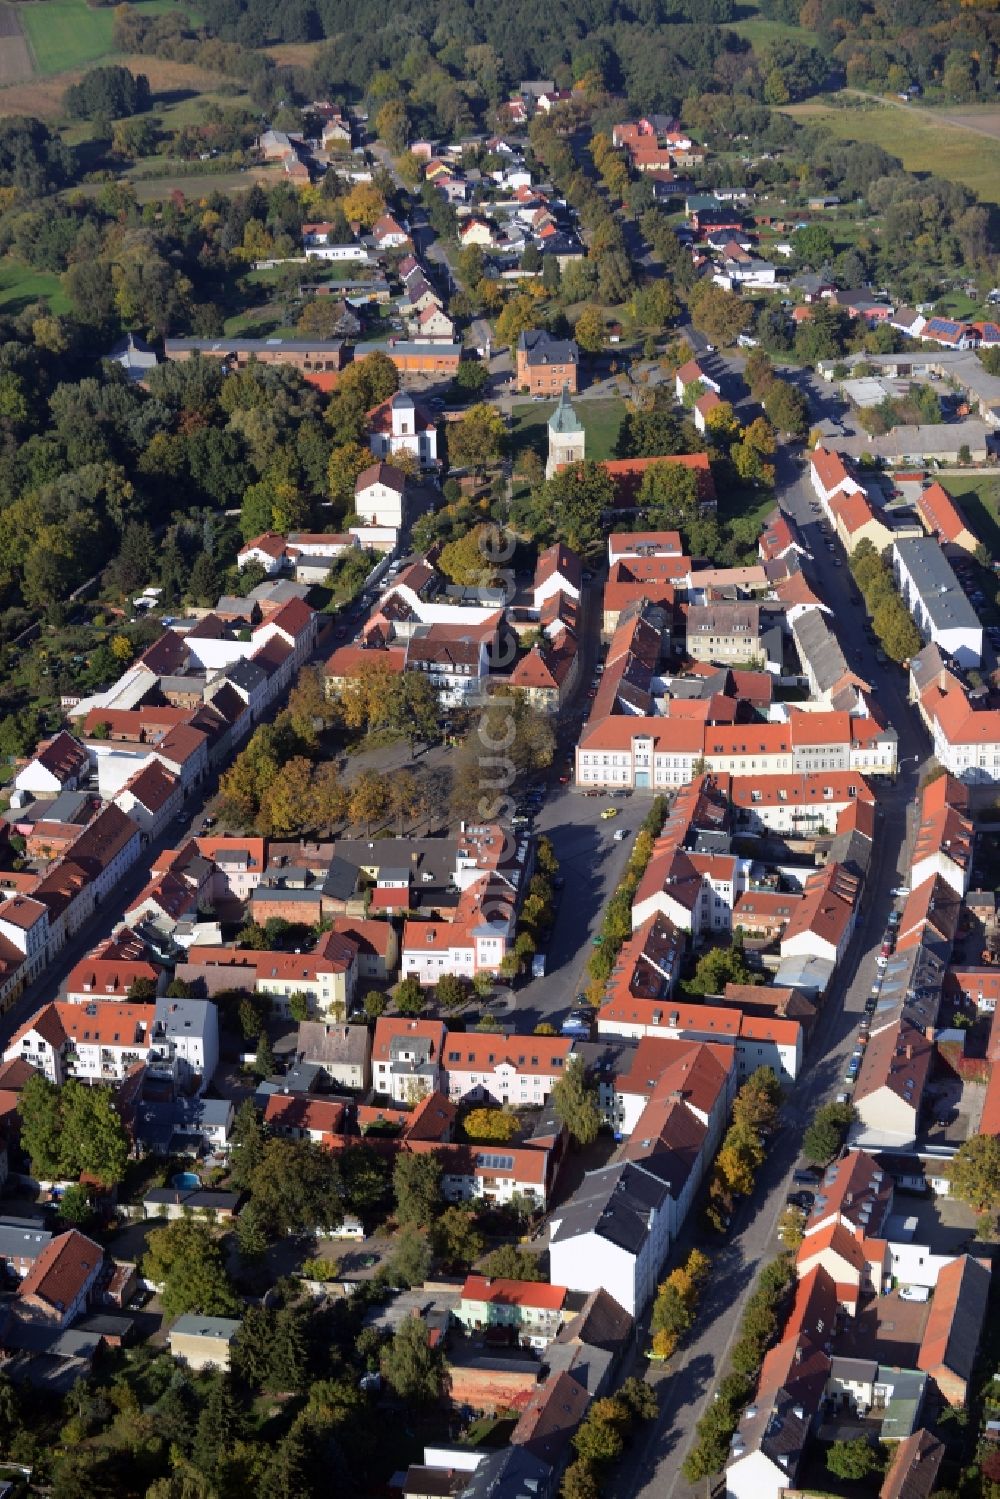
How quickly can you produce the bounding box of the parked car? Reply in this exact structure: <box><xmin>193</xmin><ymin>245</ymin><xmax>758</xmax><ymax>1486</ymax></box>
<box><xmin>792</xmin><ymin>1168</ymin><xmax>821</xmax><ymax>1185</ymax></box>
<box><xmin>890</xmin><ymin>885</ymin><xmax>910</xmax><ymax>898</ymax></box>
<box><xmin>786</xmin><ymin>1190</ymin><xmax>814</xmax><ymax>1210</ymax></box>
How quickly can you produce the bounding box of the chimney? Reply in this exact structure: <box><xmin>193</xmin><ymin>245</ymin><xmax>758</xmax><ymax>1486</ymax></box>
<box><xmin>905</xmin><ymin>1044</ymin><xmax>913</xmax><ymax>1060</ymax></box>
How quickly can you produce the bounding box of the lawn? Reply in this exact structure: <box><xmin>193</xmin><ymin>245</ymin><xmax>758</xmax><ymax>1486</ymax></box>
<box><xmin>781</xmin><ymin>99</ymin><xmax>1000</xmax><ymax>207</ymax></box>
<box><xmin>0</xmin><ymin>259</ymin><xmax>69</xmax><ymax>315</ymax></box>
<box><xmin>728</xmin><ymin>14</ymin><xmax>818</xmax><ymax>47</ymax></box>
<box><xmin>717</xmin><ymin>480</ymin><xmax>776</xmax><ymax>536</ymax></box>
<box><xmin>509</xmin><ymin>396</ymin><xmax>627</xmax><ymax>465</ymax></box>
<box><xmin>19</xmin><ymin>0</ymin><xmax>199</xmax><ymax>77</ymax></box>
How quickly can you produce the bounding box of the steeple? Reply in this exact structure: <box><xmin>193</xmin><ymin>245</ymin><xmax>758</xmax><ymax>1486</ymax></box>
<box><xmin>546</xmin><ymin>385</ymin><xmax>584</xmax><ymax>478</ymax></box>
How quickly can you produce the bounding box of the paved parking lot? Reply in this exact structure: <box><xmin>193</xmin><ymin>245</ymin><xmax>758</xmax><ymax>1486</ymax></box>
<box><xmin>511</xmin><ymin>788</ymin><xmax>654</xmax><ymax>1031</ymax></box>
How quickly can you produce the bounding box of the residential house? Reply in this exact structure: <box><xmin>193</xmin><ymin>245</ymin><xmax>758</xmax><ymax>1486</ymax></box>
<box><xmin>915</xmin><ymin>481</ymin><xmax>978</xmax><ymax>555</ymax></box>
<box><xmin>455</xmin><ymin>1277</ymin><xmax>569</xmax><ymax>1349</ymax></box>
<box><xmin>879</xmin><ymin>1430</ymin><xmax>944</xmax><ymax>1499</ymax></box>
<box><xmin>548</xmin><ymin>1162</ymin><xmax>672</xmax><ymax>1318</ymax></box>
<box><xmin>148</xmin><ymin>996</ymin><xmax>219</xmax><ymax>1094</ymax></box>
<box><xmin>263</xmin><ymin>1095</ymin><xmax>345</xmax><ymax>1145</ymax></box>
<box><xmin>297</xmin><ymin>1019</ymin><xmax>372</xmax><ymax>1092</ymax></box>
<box><xmin>372</xmin><ymin>1017</ymin><xmax>447</xmax><ymax>1102</ymax></box>
<box><xmin>4</xmin><ymin>1001</ymin><xmax>155</xmax><ymax>1086</ymax></box>
<box><xmin>15</xmin><ymin>1230</ymin><xmax>103</xmax><ymax>1330</ymax></box>
<box><xmin>510</xmin><ymin>1370</ymin><xmax>589</xmax><ymax>1467</ymax></box>
<box><xmin>916</xmin><ymin>1254</ymin><xmax>990</xmax><ymax>1405</ymax></box>
<box><xmin>14</xmin><ymin>733</ymin><xmax>89</xmax><ymax>798</ymax></box>
<box><xmin>686</xmin><ymin>603</ymin><xmax>766</xmax><ymax>668</ymax></box>
<box><xmin>516</xmin><ymin>331</ymin><xmax>579</xmax><ymax>396</ymax></box>
<box><xmin>532</xmin><ymin>543</ymin><xmax>582</xmax><ymax>610</ymax></box>
<box><xmin>851</xmin><ymin>1020</ymin><xmax>934</xmax><ymax>1148</ymax></box>
<box><xmin>442</xmin><ymin>1033</ymin><xmax>572</xmax><ymax>1107</ymax></box>
<box><xmin>892</xmin><ymin>537</ymin><xmax>983</xmax><ymax>668</ymax></box>
<box><xmin>354</xmin><ymin>461</ymin><xmax>407</xmax><ymax>528</ymax></box>
<box><xmin>371</xmin><ymin>213</ymin><xmax>410</xmax><ymax>251</ymax></box>
<box><xmin>168</xmin><ymin>1315</ymin><xmax>242</xmax><ymax>1372</ymax></box>
<box><xmin>675</xmin><ymin>359</ymin><xmax>720</xmax><ymax>402</ymax></box>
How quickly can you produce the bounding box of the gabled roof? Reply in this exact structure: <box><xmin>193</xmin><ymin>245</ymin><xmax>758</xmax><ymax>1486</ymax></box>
<box><xmin>28</xmin><ymin>732</ymin><xmax>89</xmax><ymax>784</ymax></box>
<box><xmin>461</xmin><ymin>1275</ymin><xmax>567</xmax><ymax>1311</ymax></box>
<box><xmin>916</xmin><ymin>481</ymin><xmax>975</xmax><ymax>546</ymax></box>
<box><xmin>119</xmin><ymin>760</ymin><xmax>178</xmax><ymax>814</ymax></box>
<box><xmin>356</xmin><ymin>460</ymin><xmax>407</xmax><ymax>495</ymax></box>
<box><xmin>18</xmin><ymin>1228</ymin><xmax>102</xmax><ymax>1312</ymax></box>
<box><xmin>917</xmin><ymin>1254</ymin><xmax>990</xmax><ymax>1385</ymax></box>
<box><xmin>880</xmin><ymin>1428</ymin><xmax>945</xmax><ymax>1499</ymax></box>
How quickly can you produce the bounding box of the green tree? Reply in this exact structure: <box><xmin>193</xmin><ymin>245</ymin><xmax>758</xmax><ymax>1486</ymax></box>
<box><xmin>448</xmin><ymin>404</ymin><xmax>505</xmax><ymax>473</ymax></box>
<box><xmin>191</xmin><ymin>1374</ymin><xmax>244</xmax><ymax>1482</ymax></box>
<box><xmin>436</xmin><ymin>973</ymin><xmax>467</xmax><ymax>1012</ymax></box>
<box><xmin>228</xmin><ymin>1098</ymin><xmax>267</xmax><ymax>1192</ymax></box>
<box><xmin>762</xmin><ymin>379</ymin><xmax>809</xmax><ymax>438</ymax></box>
<box><xmin>803</xmin><ymin>1101</ymin><xmax>856</xmax><ymax>1165</ymax></box>
<box><xmin>394</xmin><ymin>976</ymin><xmax>425</xmax><ymax>1016</ymax></box>
<box><xmin>431</xmin><ymin>1205</ymin><xmax>485</xmax><ymax>1268</ymax></box>
<box><xmin>481</xmin><ymin>1243</ymin><xmax>543</xmax><ymax>1280</ymax></box>
<box><xmin>552</xmin><ymin>1055</ymin><xmax>601</xmax><ymax>1146</ymax></box>
<box><xmin>381</xmin><ymin>1313</ymin><xmax>446</xmax><ymax>1402</ymax></box>
<box><xmin>639</xmin><ymin>462</ymin><xmax>701</xmax><ymax>530</ymax></box>
<box><xmin>252</xmin><ymin>1031</ymin><xmax>276</xmax><ymax>1080</ymax></box>
<box><xmin>685</xmin><ymin>943</ymin><xmax>757</xmax><ymax>998</ymax></box>
<box><xmin>363</xmin><ymin>989</ymin><xmax>388</xmax><ymax>1021</ymax></box>
<box><xmin>247</xmin><ymin>1138</ymin><xmax>344</xmax><ymax>1239</ymax></box>
<box><xmin>340</xmin><ymin>1143</ymin><xmax>391</xmax><ymax>1218</ymax></box>
<box><xmin>393</xmin><ymin>1152</ymin><xmax>442</xmax><ymax>1226</ymax></box>
<box><xmin>574</xmin><ymin>305</ymin><xmax>605</xmax><ymax>354</ymax></box>
<box><xmin>144</xmin><ymin>1218</ymin><xmax>239</xmax><ymax>1319</ymax></box>
<box><xmin>58</xmin><ymin>1183</ymin><xmax>93</xmax><ymax>1227</ymax></box>
<box><xmin>18</xmin><ymin>1071</ymin><xmax>63</xmax><ymax>1179</ymax></box>
<box><xmin>827</xmin><ymin>1438</ymin><xmax>877</xmax><ymax>1481</ymax></box>
<box><xmin>20</xmin><ymin>1075</ymin><xmax>128</xmax><ymax>1186</ymax></box>
<box><xmin>949</xmin><ymin>1134</ymin><xmax>1000</xmax><ymax>1217</ymax></box>
<box><xmin>386</xmin><ymin>1224</ymin><xmax>433</xmax><ymax>1287</ymax></box>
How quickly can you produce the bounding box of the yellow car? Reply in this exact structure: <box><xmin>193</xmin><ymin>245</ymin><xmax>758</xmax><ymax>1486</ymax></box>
<box><xmin>600</xmin><ymin>807</ymin><xmax>618</xmax><ymax>820</ymax></box>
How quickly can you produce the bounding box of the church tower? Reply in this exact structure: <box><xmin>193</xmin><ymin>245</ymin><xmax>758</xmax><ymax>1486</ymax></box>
<box><xmin>546</xmin><ymin>385</ymin><xmax>585</xmax><ymax>479</ymax></box>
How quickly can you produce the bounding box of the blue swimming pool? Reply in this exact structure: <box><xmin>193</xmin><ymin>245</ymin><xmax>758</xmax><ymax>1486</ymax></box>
<box><xmin>172</xmin><ymin>1171</ymin><xmax>201</xmax><ymax>1190</ymax></box>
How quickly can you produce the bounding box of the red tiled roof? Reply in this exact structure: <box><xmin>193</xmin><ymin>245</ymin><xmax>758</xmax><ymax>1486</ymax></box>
<box><xmin>18</xmin><ymin>1228</ymin><xmax>102</xmax><ymax>1312</ymax></box>
<box><xmin>461</xmin><ymin>1275</ymin><xmax>567</xmax><ymax>1311</ymax></box>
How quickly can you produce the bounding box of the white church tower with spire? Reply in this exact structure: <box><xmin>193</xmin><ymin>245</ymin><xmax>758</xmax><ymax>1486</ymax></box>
<box><xmin>546</xmin><ymin>385</ymin><xmax>585</xmax><ymax>479</ymax></box>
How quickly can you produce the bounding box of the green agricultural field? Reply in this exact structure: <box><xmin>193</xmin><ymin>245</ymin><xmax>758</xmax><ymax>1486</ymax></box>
<box><xmin>782</xmin><ymin>99</ymin><xmax>1000</xmax><ymax>207</ymax></box>
<box><xmin>19</xmin><ymin>0</ymin><xmax>199</xmax><ymax>77</ymax></box>
<box><xmin>0</xmin><ymin>260</ymin><xmax>69</xmax><ymax>315</ymax></box>
<box><xmin>509</xmin><ymin>396</ymin><xmax>627</xmax><ymax>465</ymax></box>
